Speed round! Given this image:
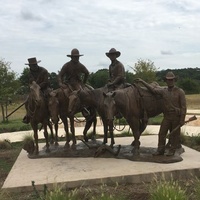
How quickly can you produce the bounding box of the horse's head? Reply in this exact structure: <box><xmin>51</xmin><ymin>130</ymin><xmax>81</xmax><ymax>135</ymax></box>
<box><xmin>48</xmin><ymin>91</ymin><xmax>59</xmax><ymax>124</ymax></box>
<box><xmin>30</xmin><ymin>81</ymin><xmax>42</xmax><ymax>106</ymax></box>
<box><xmin>68</xmin><ymin>89</ymin><xmax>81</xmax><ymax>116</ymax></box>
<box><xmin>103</xmin><ymin>91</ymin><xmax>117</xmax><ymax>124</ymax></box>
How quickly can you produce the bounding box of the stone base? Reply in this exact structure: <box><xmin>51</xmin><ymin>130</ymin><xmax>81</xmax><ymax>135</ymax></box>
<box><xmin>28</xmin><ymin>139</ymin><xmax>183</xmax><ymax>163</ymax></box>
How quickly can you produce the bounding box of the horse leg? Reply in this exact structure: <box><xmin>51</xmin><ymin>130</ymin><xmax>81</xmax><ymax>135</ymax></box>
<box><xmin>108</xmin><ymin>120</ymin><xmax>115</xmax><ymax>147</ymax></box>
<box><xmin>69</xmin><ymin>117</ymin><xmax>76</xmax><ymax>146</ymax></box>
<box><xmin>131</xmin><ymin>119</ymin><xmax>146</xmax><ymax>146</ymax></box>
<box><xmin>60</xmin><ymin>116</ymin><xmax>70</xmax><ymax>148</ymax></box>
<box><xmin>43</xmin><ymin>124</ymin><xmax>50</xmax><ymax>153</ymax></box>
<box><xmin>83</xmin><ymin>118</ymin><xmax>93</xmax><ymax>142</ymax></box>
<box><xmin>129</xmin><ymin>118</ymin><xmax>141</xmax><ymax>155</ymax></box>
<box><xmin>88</xmin><ymin>109</ymin><xmax>97</xmax><ymax>141</ymax></box>
<box><xmin>54</xmin><ymin>123</ymin><xmax>59</xmax><ymax>146</ymax></box>
<box><xmin>91</xmin><ymin>116</ymin><xmax>97</xmax><ymax>141</ymax></box>
<box><xmin>48</xmin><ymin>120</ymin><xmax>54</xmax><ymax>144</ymax></box>
<box><xmin>32</xmin><ymin>123</ymin><xmax>39</xmax><ymax>155</ymax></box>
<box><xmin>102</xmin><ymin>119</ymin><xmax>108</xmax><ymax>144</ymax></box>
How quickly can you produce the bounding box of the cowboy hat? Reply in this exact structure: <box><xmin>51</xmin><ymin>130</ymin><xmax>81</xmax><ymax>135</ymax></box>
<box><xmin>25</xmin><ymin>57</ymin><xmax>41</xmax><ymax>65</ymax></box>
<box><xmin>106</xmin><ymin>48</ymin><xmax>121</xmax><ymax>58</ymax></box>
<box><xmin>163</xmin><ymin>71</ymin><xmax>178</xmax><ymax>81</ymax></box>
<box><xmin>67</xmin><ymin>48</ymin><xmax>83</xmax><ymax>57</ymax></box>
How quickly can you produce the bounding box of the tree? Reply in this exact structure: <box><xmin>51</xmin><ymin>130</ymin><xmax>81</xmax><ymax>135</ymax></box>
<box><xmin>17</xmin><ymin>67</ymin><xmax>30</xmax><ymax>95</ymax></box>
<box><xmin>0</xmin><ymin>59</ymin><xmax>20</xmax><ymax>122</ymax></box>
<box><xmin>49</xmin><ymin>72</ymin><xmax>59</xmax><ymax>89</ymax></box>
<box><xmin>125</xmin><ymin>71</ymin><xmax>134</xmax><ymax>84</ymax></box>
<box><xmin>177</xmin><ymin>78</ymin><xmax>199</xmax><ymax>94</ymax></box>
<box><xmin>131</xmin><ymin>59</ymin><xmax>158</xmax><ymax>83</ymax></box>
<box><xmin>88</xmin><ymin>69</ymin><xmax>109</xmax><ymax>88</ymax></box>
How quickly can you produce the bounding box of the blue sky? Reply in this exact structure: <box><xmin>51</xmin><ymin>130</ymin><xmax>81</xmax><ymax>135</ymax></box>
<box><xmin>1</xmin><ymin>0</ymin><xmax>200</xmax><ymax>76</ymax></box>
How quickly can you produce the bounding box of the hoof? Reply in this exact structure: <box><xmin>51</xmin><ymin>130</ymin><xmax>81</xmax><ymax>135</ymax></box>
<box><xmin>64</xmin><ymin>143</ymin><xmax>70</xmax><ymax>149</ymax></box>
<box><xmin>131</xmin><ymin>140</ymin><xmax>141</xmax><ymax>147</ymax></box>
<box><xmin>71</xmin><ymin>143</ymin><xmax>76</xmax><ymax>150</ymax></box>
<box><xmin>50</xmin><ymin>140</ymin><xmax>54</xmax><ymax>145</ymax></box>
<box><xmin>131</xmin><ymin>140</ymin><xmax>135</xmax><ymax>146</ymax></box>
<box><xmin>46</xmin><ymin>148</ymin><xmax>50</xmax><ymax>153</ymax></box>
<box><xmin>131</xmin><ymin>148</ymin><xmax>140</xmax><ymax>156</ymax></box>
<box><xmin>55</xmin><ymin>142</ymin><xmax>59</xmax><ymax>146</ymax></box>
<box><xmin>84</xmin><ymin>137</ymin><xmax>89</xmax><ymax>142</ymax></box>
<box><xmin>33</xmin><ymin>150</ymin><xmax>39</xmax><ymax>155</ymax></box>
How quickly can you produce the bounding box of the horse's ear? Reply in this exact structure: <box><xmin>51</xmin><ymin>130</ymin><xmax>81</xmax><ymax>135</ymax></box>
<box><xmin>111</xmin><ymin>91</ymin><xmax>116</xmax><ymax>97</ymax></box>
<box><xmin>103</xmin><ymin>92</ymin><xmax>107</xmax><ymax>97</ymax></box>
<box><xmin>49</xmin><ymin>91</ymin><xmax>57</xmax><ymax>97</ymax></box>
<box><xmin>77</xmin><ymin>89</ymin><xmax>81</xmax><ymax>94</ymax></box>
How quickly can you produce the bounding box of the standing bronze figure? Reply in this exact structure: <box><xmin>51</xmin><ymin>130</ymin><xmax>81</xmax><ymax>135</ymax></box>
<box><xmin>136</xmin><ymin>71</ymin><xmax>187</xmax><ymax>156</ymax></box>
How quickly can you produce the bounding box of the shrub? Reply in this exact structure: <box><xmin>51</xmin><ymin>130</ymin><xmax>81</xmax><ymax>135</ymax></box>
<box><xmin>45</xmin><ymin>184</ymin><xmax>78</xmax><ymax>200</ymax></box>
<box><xmin>0</xmin><ymin>139</ymin><xmax>12</xmax><ymax>149</ymax></box>
<box><xmin>149</xmin><ymin>176</ymin><xmax>187</xmax><ymax>200</ymax></box>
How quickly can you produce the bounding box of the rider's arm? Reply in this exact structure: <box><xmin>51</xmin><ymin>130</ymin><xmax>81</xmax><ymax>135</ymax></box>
<box><xmin>38</xmin><ymin>70</ymin><xmax>49</xmax><ymax>89</ymax></box>
<box><xmin>80</xmin><ymin>64</ymin><xmax>89</xmax><ymax>84</ymax></box>
<box><xmin>135</xmin><ymin>78</ymin><xmax>156</xmax><ymax>94</ymax></box>
<box><xmin>33</xmin><ymin>67</ymin><xmax>49</xmax><ymax>90</ymax></box>
<box><xmin>58</xmin><ymin>64</ymin><xmax>67</xmax><ymax>87</ymax></box>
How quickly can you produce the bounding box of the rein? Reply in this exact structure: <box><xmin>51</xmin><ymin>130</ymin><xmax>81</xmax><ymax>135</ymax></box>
<box><xmin>28</xmin><ymin>85</ymin><xmax>44</xmax><ymax>118</ymax></box>
<box><xmin>27</xmin><ymin>95</ymin><xmax>38</xmax><ymax>118</ymax></box>
<box><xmin>28</xmin><ymin>104</ymin><xmax>37</xmax><ymax>118</ymax></box>
<box><xmin>74</xmin><ymin>116</ymin><xmax>86</xmax><ymax>123</ymax></box>
<box><xmin>113</xmin><ymin>121</ymin><xmax>126</xmax><ymax>131</ymax></box>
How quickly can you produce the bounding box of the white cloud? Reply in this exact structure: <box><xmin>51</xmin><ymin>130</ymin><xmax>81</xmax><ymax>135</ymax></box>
<box><xmin>0</xmin><ymin>0</ymin><xmax>200</xmax><ymax>75</ymax></box>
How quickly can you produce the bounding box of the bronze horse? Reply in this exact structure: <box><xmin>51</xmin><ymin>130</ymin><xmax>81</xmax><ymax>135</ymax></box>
<box><xmin>48</xmin><ymin>85</ymin><xmax>97</xmax><ymax>147</ymax></box>
<box><xmin>27</xmin><ymin>81</ymin><xmax>51</xmax><ymax>154</ymax></box>
<box><xmin>103</xmin><ymin>84</ymin><xmax>163</xmax><ymax>154</ymax></box>
<box><xmin>68</xmin><ymin>86</ymin><xmax>116</xmax><ymax>146</ymax></box>
<box><xmin>48</xmin><ymin>88</ymin><xmax>74</xmax><ymax>147</ymax></box>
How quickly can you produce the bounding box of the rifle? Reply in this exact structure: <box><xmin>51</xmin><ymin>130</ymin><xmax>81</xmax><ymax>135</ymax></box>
<box><xmin>168</xmin><ymin>115</ymin><xmax>197</xmax><ymax>137</ymax></box>
<box><xmin>5</xmin><ymin>101</ymin><xmax>27</xmax><ymax>119</ymax></box>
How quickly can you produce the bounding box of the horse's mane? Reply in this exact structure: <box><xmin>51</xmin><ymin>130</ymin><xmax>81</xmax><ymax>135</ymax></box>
<box><xmin>90</xmin><ymin>86</ymin><xmax>109</xmax><ymax>102</ymax></box>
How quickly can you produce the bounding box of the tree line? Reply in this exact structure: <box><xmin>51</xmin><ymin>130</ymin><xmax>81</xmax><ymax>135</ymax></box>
<box><xmin>0</xmin><ymin>58</ymin><xmax>200</xmax><ymax>121</ymax></box>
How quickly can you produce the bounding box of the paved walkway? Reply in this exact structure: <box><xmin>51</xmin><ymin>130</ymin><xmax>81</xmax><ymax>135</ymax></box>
<box><xmin>0</xmin><ymin>124</ymin><xmax>200</xmax><ymax>143</ymax></box>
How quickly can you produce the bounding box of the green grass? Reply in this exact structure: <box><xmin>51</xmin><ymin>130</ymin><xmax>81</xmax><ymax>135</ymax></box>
<box><xmin>148</xmin><ymin>114</ymin><xmax>163</xmax><ymax>125</ymax></box>
<box><xmin>0</xmin><ymin>139</ymin><xmax>12</xmax><ymax>150</ymax></box>
<box><xmin>0</xmin><ymin>119</ymin><xmax>31</xmax><ymax>133</ymax></box>
<box><xmin>0</xmin><ymin>141</ymin><xmax>23</xmax><ymax>173</ymax></box>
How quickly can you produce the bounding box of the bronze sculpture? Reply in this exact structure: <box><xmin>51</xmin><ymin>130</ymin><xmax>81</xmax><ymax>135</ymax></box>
<box><xmin>105</xmin><ymin>48</ymin><xmax>126</xmax><ymax>91</ymax></box>
<box><xmin>48</xmin><ymin>86</ymin><xmax>97</xmax><ymax>147</ymax></box>
<box><xmin>136</xmin><ymin>71</ymin><xmax>187</xmax><ymax>156</ymax></box>
<box><xmin>58</xmin><ymin>48</ymin><xmax>89</xmax><ymax>91</ymax></box>
<box><xmin>19</xmin><ymin>53</ymin><xmax>191</xmax><ymax>162</ymax></box>
<box><xmin>67</xmin><ymin>86</ymin><xmax>116</xmax><ymax>146</ymax></box>
<box><xmin>102</xmin><ymin>84</ymin><xmax>164</xmax><ymax>154</ymax></box>
<box><xmin>25</xmin><ymin>81</ymin><xmax>51</xmax><ymax>154</ymax></box>
<box><xmin>23</xmin><ymin>57</ymin><xmax>50</xmax><ymax>124</ymax></box>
